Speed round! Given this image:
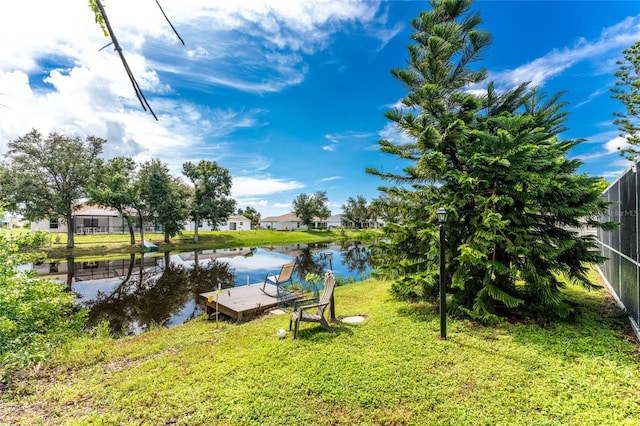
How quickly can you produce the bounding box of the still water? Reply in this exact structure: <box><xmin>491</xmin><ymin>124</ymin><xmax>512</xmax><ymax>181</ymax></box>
<box><xmin>35</xmin><ymin>241</ymin><xmax>371</xmax><ymax>335</ymax></box>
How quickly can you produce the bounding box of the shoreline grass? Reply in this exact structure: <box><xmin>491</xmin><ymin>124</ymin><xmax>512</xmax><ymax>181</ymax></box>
<box><xmin>25</xmin><ymin>229</ymin><xmax>378</xmax><ymax>260</ymax></box>
<box><xmin>1</xmin><ymin>269</ymin><xmax>639</xmax><ymax>425</ymax></box>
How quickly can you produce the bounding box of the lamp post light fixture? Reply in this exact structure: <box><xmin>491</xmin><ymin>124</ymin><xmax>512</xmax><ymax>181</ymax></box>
<box><xmin>324</xmin><ymin>252</ymin><xmax>333</xmax><ymax>271</ymax></box>
<box><xmin>437</xmin><ymin>206</ymin><xmax>449</xmax><ymax>340</ymax></box>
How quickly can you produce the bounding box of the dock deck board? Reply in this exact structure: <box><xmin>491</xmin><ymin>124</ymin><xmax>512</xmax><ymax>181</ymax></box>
<box><xmin>200</xmin><ymin>283</ymin><xmax>299</xmax><ymax>322</ymax></box>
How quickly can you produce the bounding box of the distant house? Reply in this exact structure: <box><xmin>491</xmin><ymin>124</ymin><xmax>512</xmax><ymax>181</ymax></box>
<box><xmin>30</xmin><ymin>205</ymin><xmax>151</xmax><ymax>235</ymax></box>
<box><xmin>2</xmin><ymin>213</ymin><xmax>25</xmax><ymax>229</ymax></box>
<box><xmin>31</xmin><ymin>204</ymin><xmax>160</xmax><ymax>235</ymax></box>
<box><xmin>325</xmin><ymin>214</ymin><xmax>343</xmax><ymax>229</ymax></box>
<box><xmin>259</xmin><ymin>212</ymin><xmax>336</xmax><ymax>230</ymax></box>
<box><xmin>260</xmin><ymin>213</ymin><xmax>305</xmax><ymax>231</ymax></box>
<box><xmin>340</xmin><ymin>215</ymin><xmax>384</xmax><ymax>229</ymax></box>
<box><xmin>184</xmin><ymin>215</ymin><xmax>251</xmax><ymax>232</ymax></box>
<box><xmin>33</xmin><ymin>205</ymin><xmax>252</xmax><ymax>235</ymax></box>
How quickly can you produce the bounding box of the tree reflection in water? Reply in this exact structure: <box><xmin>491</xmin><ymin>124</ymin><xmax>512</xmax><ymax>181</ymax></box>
<box><xmin>53</xmin><ymin>242</ymin><xmax>371</xmax><ymax>336</ymax></box>
<box><xmin>293</xmin><ymin>246</ymin><xmax>328</xmax><ymax>281</ymax></box>
<box><xmin>339</xmin><ymin>241</ymin><xmax>372</xmax><ymax>276</ymax></box>
<box><xmin>292</xmin><ymin>241</ymin><xmax>372</xmax><ymax>291</ymax></box>
<box><xmin>79</xmin><ymin>252</ymin><xmax>235</xmax><ymax>336</ymax></box>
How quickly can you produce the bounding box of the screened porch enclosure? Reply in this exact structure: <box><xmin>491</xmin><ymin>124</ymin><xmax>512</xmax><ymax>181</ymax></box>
<box><xmin>75</xmin><ymin>214</ymin><xmax>126</xmax><ymax>234</ymax></box>
<box><xmin>598</xmin><ymin>163</ymin><xmax>640</xmax><ymax>336</ymax></box>
<box><xmin>74</xmin><ymin>214</ymin><xmax>157</xmax><ymax>235</ymax></box>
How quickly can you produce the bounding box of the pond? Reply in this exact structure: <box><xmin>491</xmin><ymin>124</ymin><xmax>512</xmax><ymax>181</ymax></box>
<box><xmin>33</xmin><ymin>241</ymin><xmax>372</xmax><ymax>336</ymax></box>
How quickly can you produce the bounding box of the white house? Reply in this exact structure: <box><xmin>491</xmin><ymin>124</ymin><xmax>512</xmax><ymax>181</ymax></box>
<box><xmin>259</xmin><ymin>213</ymin><xmax>305</xmax><ymax>231</ymax></box>
<box><xmin>184</xmin><ymin>215</ymin><xmax>252</xmax><ymax>232</ymax></box>
<box><xmin>2</xmin><ymin>212</ymin><xmax>25</xmax><ymax>229</ymax></box>
<box><xmin>259</xmin><ymin>212</ymin><xmax>336</xmax><ymax>230</ymax></box>
<box><xmin>325</xmin><ymin>214</ymin><xmax>343</xmax><ymax>229</ymax></box>
<box><xmin>32</xmin><ymin>204</ymin><xmax>252</xmax><ymax>235</ymax></box>
<box><xmin>30</xmin><ymin>205</ymin><xmax>144</xmax><ymax>234</ymax></box>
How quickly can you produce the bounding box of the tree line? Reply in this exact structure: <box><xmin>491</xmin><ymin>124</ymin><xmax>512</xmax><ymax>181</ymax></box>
<box><xmin>0</xmin><ymin>129</ymin><xmax>237</xmax><ymax>248</ymax></box>
<box><xmin>0</xmin><ymin>129</ymin><xmax>382</xmax><ymax>249</ymax></box>
<box><xmin>290</xmin><ymin>190</ymin><xmax>387</xmax><ymax>230</ymax></box>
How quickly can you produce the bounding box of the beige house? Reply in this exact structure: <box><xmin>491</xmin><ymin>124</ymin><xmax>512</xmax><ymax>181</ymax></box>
<box><xmin>259</xmin><ymin>212</ymin><xmax>335</xmax><ymax>230</ymax></box>
<box><xmin>259</xmin><ymin>213</ymin><xmax>304</xmax><ymax>230</ymax></box>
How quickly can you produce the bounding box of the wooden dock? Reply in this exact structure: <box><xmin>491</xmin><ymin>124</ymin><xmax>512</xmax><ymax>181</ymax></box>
<box><xmin>200</xmin><ymin>283</ymin><xmax>300</xmax><ymax>322</ymax></box>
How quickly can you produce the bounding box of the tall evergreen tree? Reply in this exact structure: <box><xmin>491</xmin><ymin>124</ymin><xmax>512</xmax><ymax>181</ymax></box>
<box><xmin>367</xmin><ymin>0</ymin><xmax>615</xmax><ymax>322</ymax></box>
<box><xmin>612</xmin><ymin>40</ymin><xmax>640</xmax><ymax>160</ymax></box>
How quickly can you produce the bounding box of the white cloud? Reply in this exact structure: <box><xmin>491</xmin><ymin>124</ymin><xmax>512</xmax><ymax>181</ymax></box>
<box><xmin>325</xmin><ymin>131</ymin><xmax>373</xmax><ymax>143</ymax></box>
<box><xmin>377</xmin><ymin>122</ymin><xmax>413</xmax><ymax>145</ymax></box>
<box><xmin>490</xmin><ymin>15</ymin><xmax>640</xmax><ymax>89</ymax></box>
<box><xmin>327</xmin><ymin>201</ymin><xmax>342</xmax><ymax>210</ymax></box>
<box><xmin>0</xmin><ymin>0</ymin><xmax>385</xmax><ymax>156</ymax></box>
<box><xmin>364</xmin><ymin>143</ymin><xmax>382</xmax><ymax>151</ymax></box>
<box><xmin>604</xmin><ymin>136</ymin><xmax>631</xmax><ymax>154</ymax></box>
<box><xmin>323</xmin><ymin>130</ymin><xmax>376</xmax><ymax>152</ymax></box>
<box><xmin>235</xmin><ymin>199</ymin><xmax>269</xmax><ymax>208</ymax></box>
<box><xmin>575</xmin><ymin>151</ymin><xmax>609</xmax><ymax>162</ymax></box>
<box><xmin>372</xmin><ymin>22</ymin><xmax>405</xmax><ymax>51</ymax></box>
<box><xmin>384</xmin><ymin>98</ymin><xmax>406</xmax><ymax>110</ymax></box>
<box><xmin>574</xmin><ymin>87</ymin><xmax>611</xmax><ymax>109</ymax></box>
<box><xmin>367</xmin><ymin>3</ymin><xmax>405</xmax><ymax>50</ymax></box>
<box><xmin>319</xmin><ymin>176</ymin><xmax>341</xmax><ymax>183</ymax></box>
<box><xmin>601</xmin><ymin>169</ymin><xmax>628</xmax><ymax>180</ymax></box>
<box><xmin>574</xmin><ymin>135</ymin><xmax>630</xmax><ymax>163</ymax></box>
<box><xmin>232</xmin><ymin>176</ymin><xmax>304</xmax><ymax>197</ymax></box>
<box><xmin>272</xmin><ymin>202</ymin><xmax>292</xmax><ymax>209</ymax></box>
<box><xmin>127</xmin><ymin>0</ymin><xmax>383</xmax><ymax>94</ymax></box>
<box><xmin>186</xmin><ymin>47</ymin><xmax>210</xmax><ymax>60</ymax></box>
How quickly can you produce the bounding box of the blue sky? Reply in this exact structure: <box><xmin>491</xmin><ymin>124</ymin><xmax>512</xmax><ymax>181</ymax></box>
<box><xmin>1</xmin><ymin>1</ymin><xmax>640</xmax><ymax>217</ymax></box>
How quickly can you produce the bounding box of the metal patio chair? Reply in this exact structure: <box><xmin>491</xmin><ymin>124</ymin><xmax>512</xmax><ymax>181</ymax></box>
<box><xmin>261</xmin><ymin>261</ymin><xmax>295</xmax><ymax>298</ymax></box>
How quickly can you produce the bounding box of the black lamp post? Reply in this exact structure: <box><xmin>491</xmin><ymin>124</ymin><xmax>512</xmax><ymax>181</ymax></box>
<box><xmin>436</xmin><ymin>206</ymin><xmax>449</xmax><ymax>340</ymax></box>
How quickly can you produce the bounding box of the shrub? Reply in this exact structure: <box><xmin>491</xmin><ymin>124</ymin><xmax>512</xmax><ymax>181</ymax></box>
<box><xmin>0</xmin><ymin>232</ymin><xmax>87</xmax><ymax>382</ymax></box>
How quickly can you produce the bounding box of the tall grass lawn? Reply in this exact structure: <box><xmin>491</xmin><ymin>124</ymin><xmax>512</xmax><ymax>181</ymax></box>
<box><xmin>1</xmin><ymin>269</ymin><xmax>639</xmax><ymax>425</ymax></box>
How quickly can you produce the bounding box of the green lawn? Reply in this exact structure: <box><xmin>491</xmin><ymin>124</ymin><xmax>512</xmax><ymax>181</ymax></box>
<box><xmin>1</xmin><ymin>269</ymin><xmax>639</xmax><ymax>425</ymax></box>
<box><xmin>36</xmin><ymin>229</ymin><xmax>377</xmax><ymax>260</ymax></box>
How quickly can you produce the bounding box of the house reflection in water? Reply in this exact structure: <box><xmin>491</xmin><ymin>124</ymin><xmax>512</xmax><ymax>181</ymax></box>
<box><xmin>34</xmin><ymin>243</ymin><xmax>371</xmax><ymax>336</ymax></box>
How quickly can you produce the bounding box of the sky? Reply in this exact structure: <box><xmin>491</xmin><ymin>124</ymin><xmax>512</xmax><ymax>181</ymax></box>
<box><xmin>1</xmin><ymin>1</ymin><xmax>640</xmax><ymax>218</ymax></box>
